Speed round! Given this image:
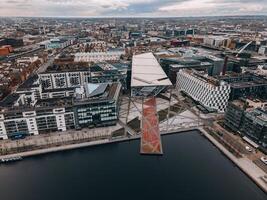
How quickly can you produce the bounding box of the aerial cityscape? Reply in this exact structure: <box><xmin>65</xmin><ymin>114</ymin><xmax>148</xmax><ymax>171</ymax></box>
<box><xmin>0</xmin><ymin>0</ymin><xmax>267</xmax><ymax>200</ymax></box>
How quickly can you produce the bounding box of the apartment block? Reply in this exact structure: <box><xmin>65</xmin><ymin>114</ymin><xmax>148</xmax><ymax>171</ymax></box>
<box><xmin>177</xmin><ymin>69</ymin><xmax>231</xmax><ymax>112</ymax></box>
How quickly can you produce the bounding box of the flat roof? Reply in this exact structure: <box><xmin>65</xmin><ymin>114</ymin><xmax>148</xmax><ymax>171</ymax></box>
<box><xmin>131</xmin><ymin>53</ymin><xmax>172</xmax><ymax>87</ymax></box>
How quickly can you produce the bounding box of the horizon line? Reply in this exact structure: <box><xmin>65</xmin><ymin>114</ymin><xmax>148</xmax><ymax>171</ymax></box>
<box><xmin>1</xmin><ymin>14</ymin><xmax>267</xmax><ymax>19</ymax></box>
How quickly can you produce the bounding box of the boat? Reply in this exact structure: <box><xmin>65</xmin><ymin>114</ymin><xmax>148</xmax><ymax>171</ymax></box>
<box><xmin>0</xmin><ymin>156</ymin><xmax>23</xmax><ymax>164</ymax></box>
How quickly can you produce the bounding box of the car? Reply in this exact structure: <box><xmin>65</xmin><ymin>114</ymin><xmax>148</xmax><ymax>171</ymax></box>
<box><xmin>245</xmin><ymin>146</ymin><xmax>252</xmax><ymax>152</ymax></box>
<box><xmin>260</xmin><ymin>157</ymin><xmax>267</xmax><ymax>165</ymax></box>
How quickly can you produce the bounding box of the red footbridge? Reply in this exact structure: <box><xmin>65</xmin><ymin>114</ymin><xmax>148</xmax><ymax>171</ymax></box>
<box><xmin>131</xmin><ymin>53</ymin><xmax>172</xmax><ymax>155</ymax></box>
<box><xmin>140</xmin><ymin>97</ymin><xmax>163</xmax><ymax>155</ymax></box>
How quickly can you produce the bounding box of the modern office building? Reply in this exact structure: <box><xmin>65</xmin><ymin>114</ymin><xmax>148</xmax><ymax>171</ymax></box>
<box><xmin>224</xmin><ymin>99</ymin><xmax>267</xmax><ymax>149</ymax></box>
<box><xmin>90</xmin><ymin>62</ymin><xmax>129</xmax><ymax>90</ymax></box>
<box><xmin>224</xmin><ymin>99</ymin><xmax>247</xmax><ymax>132</ymax></box>
<box><xmin>160</xmin><ymin>58</ymin><xmax>213</xmax><ymax>84</ymax></box>
<box><xmin>39</xmin><ymin>62</ymin><xmax>129</xmax><ymax>90</ymax></box>
<box><xmin>74</xmin><ymin>83</ymin><xmax>121</xmax><ymax>129</ymax></box>
<box><xmin>241</xmin><ymin>108</ymin><xmax>267</xmax><ymax>148</ymax></box>
<box><xmin>218</xmin><ymin>73</ymin><xmax>267</xmax><ymax>100</ymax></box>
<box><xmin>177</xmin><ymin>69</ymin><xmax>231</xmax><ymax>112</ymax></box>
<box><xmin>0</xmin><ymin>82</ymin><xmax>121</xmax><ymax>140</ymax></box>
<box><xmin>159</xmin><ymin>47</ymin><xmax>225</xmax><ymax>84</ymax></box>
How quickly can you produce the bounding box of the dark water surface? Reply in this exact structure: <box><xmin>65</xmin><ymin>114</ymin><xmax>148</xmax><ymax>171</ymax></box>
<box><xmin>0</xmin><ymin>130</ymin><xmax>266</xmax><ymax>200</ymax></box>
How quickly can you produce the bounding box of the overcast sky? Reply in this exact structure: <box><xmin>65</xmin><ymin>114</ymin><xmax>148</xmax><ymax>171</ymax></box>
<box><xmin>1</xmin><ymin>0</ymin><xmax>267</xmax><ymax>17</ymax></box>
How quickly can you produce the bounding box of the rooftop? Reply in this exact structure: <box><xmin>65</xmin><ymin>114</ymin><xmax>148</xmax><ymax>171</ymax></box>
<box><xmin>246</xmin><ymin>108</ymin><xmax>267</xmax><ymax>126</ymax></box>
<box><xmin>43</xmin><ymin>63</ymin><xmax>90</xmax><ymax>73</ymax></box>
<box><xmin>0</xmin><ymin>82</ymin><xmax>121</xmax><ymax>113</ymax></box>
<box><xmin>219</xmin><ymin>72</ymin><xmax>267</xmax><ymax>88</ymax></box>
<box><xmin>181</xmin><ymin>69</ymin><xmax>226</xmax><ymax>87</ymax></box>
<box><xmin>131</xmin><ymin>53</ymin><xmax>172</xmax><ymax>87</ymax></box>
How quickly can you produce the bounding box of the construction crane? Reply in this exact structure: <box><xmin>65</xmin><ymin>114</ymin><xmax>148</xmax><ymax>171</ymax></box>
<box><xmin>222</xmin><ymin>41</ymin><xmax>252</xmax><ymax>75</ymax></box>
<box><xmin>235</xmin><ymin>41</ymin><xmax>253</xmax><ymax>57</ymax></box>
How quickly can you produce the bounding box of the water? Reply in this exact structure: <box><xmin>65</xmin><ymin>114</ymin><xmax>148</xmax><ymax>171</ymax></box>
<box><xmin>0</xmin><ymin>130</ymin><xmax>266</xmax><ymax>200</ymax></box>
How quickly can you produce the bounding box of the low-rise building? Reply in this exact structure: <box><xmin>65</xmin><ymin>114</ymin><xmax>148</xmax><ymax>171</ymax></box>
<box><xmin>0</xmin><ymin>45</ymin><xmax>13</xmax><ymax>56</ymax></box>
<box><xmin>0</xmin><ymin>82</ymin><xmax>121</xmax><ymax>140</ymax></box>
<box><xmin>74</xmin><ymin>49</ymin><xmax>125</xmax><ymax>63</ymax></box>
<box><xmin>39</xmin><ymin>62</ymin><xmax>129</xmax><ymax>90</ymax></box>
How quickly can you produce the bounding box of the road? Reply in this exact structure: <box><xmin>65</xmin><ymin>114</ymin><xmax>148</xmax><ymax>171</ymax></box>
<box><xmin>36</xmin><ymin>57</ymin><xmax>54</xmax><ymax>74</ymax></box>
<box><xmin>212</xmin><ymin>121</ymin><xmax>267</xmax><ymax>175</ymax></box>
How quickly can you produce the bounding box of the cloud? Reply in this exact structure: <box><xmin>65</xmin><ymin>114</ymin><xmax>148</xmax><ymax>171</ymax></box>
<box><xmin>0</xmin><ymin>0</ymin><xmax>267</xmax><ymax>17</ymax></box>
<box><xmin>159</xmin><ymin>0</ymin><xmax>216</xmax><ymax>12</ymax></box>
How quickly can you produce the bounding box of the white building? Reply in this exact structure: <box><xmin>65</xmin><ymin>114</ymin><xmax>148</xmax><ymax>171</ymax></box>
<box><xmin>177</xmin><ymin>69</ymin><xmax>231</xmax><ymax>113</ymax></box>
<box><xmin>0</xmin><ymin>107</ymin><xmax>74</xmax><ymax>139</ymax></box>
<box><xmin>0</xmin><ymin>82</ymin><xmax>121</xmax><ymax>140</ymax></box>
<box><xmin>39</xmin><ymin>71</ymin><xmax>91</xmax><ymax>90</ymax></box>
<box><xmin>74</xmin><ymin>50</ymin><xmax>125</xmax><ymax>62</ymax></box>
<box><xmin>39</xmin><ymin>38</ymin><xmax>73</xmax><ymax>49</ymax></box>
<box><xmin>203</xmin><ymin>36</ymin><xmax>227</xmax><ymax>48</ymax></box>
<box><xmin>258</xmin><ymin>46</ymin><xmax>267</xmax><ymax>55</ymax></box>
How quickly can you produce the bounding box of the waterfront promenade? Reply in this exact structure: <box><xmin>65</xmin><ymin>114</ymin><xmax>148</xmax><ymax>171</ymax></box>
<box><xmin>0</xmin><ymin>127</ymin><xmax>197</xmax><ymax>160</ymax></box>
<box><xmin>199</xmin><ymin>128</ymin><xmax>267</xmax><ymax>193</ymax></box>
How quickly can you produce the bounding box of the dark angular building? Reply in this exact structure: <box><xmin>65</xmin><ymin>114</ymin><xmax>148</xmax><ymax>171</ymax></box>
<box><xmin>224</xmin><ymin>99</ymin><xmax>267</xmax><ymax>150</ymax></box>
<box><xmin>0</xmin><ymin>38</ymin><xmax>24</xmax><ymax>48</ymax></box>
<box><xmin>218</xmin><ymin>73</ymin><xmax>267</xmax><ymax>101</ymax></box>
<box><xmin>241</xmin><ymin>109</ymin><xmax>267</xmax><ymax>149</ymax></box>
<box><xmin>224</xmin><ymin>100</ymin><xmax>247</xmax><ymax>132</ymax></box>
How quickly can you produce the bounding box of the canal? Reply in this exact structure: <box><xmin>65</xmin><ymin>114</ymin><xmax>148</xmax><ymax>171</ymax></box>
<box><xmin>0</xmin><ymin>130</ymin><xmax>266</xmax><ymax>200</ymax></box>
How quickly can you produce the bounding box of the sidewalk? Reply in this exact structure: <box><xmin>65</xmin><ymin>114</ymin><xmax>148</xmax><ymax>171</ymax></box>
<box><xmin>199</xmin><ymin>127</ymin><xmax>267</xmax><ymax>193</ymax></box>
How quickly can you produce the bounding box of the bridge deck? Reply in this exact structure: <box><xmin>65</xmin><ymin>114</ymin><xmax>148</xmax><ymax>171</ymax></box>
<box><xmin>140</xmin><ymin>97</ymin><xmax>163</xmax><ymax>155</ymax></box>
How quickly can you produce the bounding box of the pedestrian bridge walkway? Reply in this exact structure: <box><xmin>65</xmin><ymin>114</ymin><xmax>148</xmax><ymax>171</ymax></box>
<box><xmin>140</xmin><ymin>97</ymin><xmax>163</xmax><ymax>155</ymax></box>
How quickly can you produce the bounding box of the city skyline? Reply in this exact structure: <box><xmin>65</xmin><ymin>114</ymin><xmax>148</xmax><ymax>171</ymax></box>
<box><xmin>0</xmin><ymin>3</ymin><xmax>267</xmax><ymax>199</ymax></box>
<box><xmin>1</xmin><ymin>0</ymin><xmax>267</xmax><ymax>17</ymax></box>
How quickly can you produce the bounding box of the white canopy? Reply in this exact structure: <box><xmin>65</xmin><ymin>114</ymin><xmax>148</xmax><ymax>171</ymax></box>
<box><xmin>131</xmin><ymin>53</ymin><xmax>172</xmax><ymax>87</ymax></box>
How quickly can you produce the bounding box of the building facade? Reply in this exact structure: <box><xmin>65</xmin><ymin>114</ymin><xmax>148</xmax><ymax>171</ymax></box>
<box><xmin>224</xmin><ymin>100</ymin><xmax>247</xmax><ymax>132</ymax></box>
<box><xmin>0</xmin><ymin>82</ymin><xmax>121</xmax><ymax>140</ymax></box>
<box><xmin>224</xmin><ymin>99</ymin><xmax>267</xmax><ymax>150</ymax></box>
<box><xmin>218</xmin><ymin>73</ymin><xmax>267</xmax><ymax>101</ymax></box>
<box><xmin>39</xmin><ymin>62</ymin><xmax>128</xmax><ymax>90</ymax></box>
<box><xmin>74</xmin><ymin>50</ymin><xmax>125</xmax><ymax>63</ymax></box>
<box><xmin>177</xmin><ymin>69</ymin><xmax>231</xmax><ymax>112</ymax></box>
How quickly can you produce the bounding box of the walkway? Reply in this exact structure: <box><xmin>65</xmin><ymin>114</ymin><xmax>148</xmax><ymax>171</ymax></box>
<box><xmin>140</xmin><ymin>97</ymin><xmax>163</xmax><ymax>155</ymax></box>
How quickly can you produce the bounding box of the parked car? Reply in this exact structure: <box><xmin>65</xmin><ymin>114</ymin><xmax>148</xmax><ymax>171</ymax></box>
<box><xmin>260</xmin><ymin>157</ymin><xmax>267</xmax><ymax>165</ymax></box>
<box><xmin>245</xmin><ymin>146</ymin><xmax>252</xmax><ymax>152</ymax></box>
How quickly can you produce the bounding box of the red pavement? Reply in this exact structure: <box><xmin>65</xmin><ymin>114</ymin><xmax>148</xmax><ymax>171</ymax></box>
<box><xmin>140</xmin><ymin>97</ymin><xmax>163</xmax><ymax>155</ymax></box>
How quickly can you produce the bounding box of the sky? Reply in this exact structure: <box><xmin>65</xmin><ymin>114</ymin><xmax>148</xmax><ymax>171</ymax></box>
<box><xmin>1</xmin><ymin>0</ymin><xmax>267</xmax><ymax>17</ymax></box>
